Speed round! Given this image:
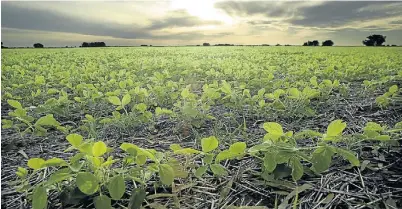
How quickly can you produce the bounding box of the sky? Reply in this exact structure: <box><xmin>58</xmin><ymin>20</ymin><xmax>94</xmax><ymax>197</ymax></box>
<box><xmin>1</xmin><ymin>0</ymin><xmax>402</xmax><ymax>47</ymax></box>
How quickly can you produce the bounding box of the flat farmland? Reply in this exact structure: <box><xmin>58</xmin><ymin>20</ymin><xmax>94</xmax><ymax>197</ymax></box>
<box><xmin>1</xmin><ymin>46</ymin><xmax>402</xmax><ymax>208</ymax></box>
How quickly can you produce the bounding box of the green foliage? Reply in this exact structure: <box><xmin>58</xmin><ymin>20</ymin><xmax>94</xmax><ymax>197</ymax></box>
<box><xmin>7</xmin><ymin>99</ymin><xmax>23</xmax><ymax>109</ymax></box>
<box><xmin>94</xmin><ymin>195</ymin><xmax>111</xmax><ymax>209</ymax></box>
<box><xmin>76</xmin><ymin>172</ymin><xmax>99</xmax><ymax>195</ymax></box>
<box><xmin>32</xmin><ymin>186</ymin><xmax>47</xmax><ymax>209</ymax></box>
<box><xmin>210</xmin><ymin>164</ymin><xmax>228</xmax><ymax>177</ymax></box>
<box><xmin>201</xmin><ymin>136</ymin><xmax>219</xmax><ymax>153</ymax></box>
<box><xmin>311</xmin><ymin>145</ymin><xmax>334</xmax><ymax>173</ymax></box>
<box><xmin>324</xmin><ymin>120</ymin><xmax>347</xmax><ymax>141</ymax></box>
<box><xmin>159</xmin><ymin>164</ymin><xmax>175</xmax><ymax>185</ymax></box>
<box><xmin>376</xmin><ymin>85</ymin><xmax>399</xmax><ymax>108</ymax></box>
<box><xmin>215</xmin><ymin>142</ymin><xmax>247</xmax><ymax>162</ymax></box>
<box><xmin>195</xmin><ymin>166</ymin><xmax>208</xmax><ymax>178</ymax></box>
<box><xmin>92</xmin><ymin>141</ymin><xmax>107</xmax><ymax>157</ymax></box>
<box><xmin>263</xmin><ymin>122</ymin><xmax>284</xmax><ymax>140</ymax></box>
<box><xmin>6</xmin><ymin>47</ymin><xmax>402</xmax><ymax>208</ymax></box>
<box><xmin>128</xmin><ymin>188</ymin><xmax>146</xmax><ymax>209</ymax></box>
<box><xmin>108</xmin><ymin>175</ymin><xmax>125</xmax><ymax>200</ymax></box>
<box><xmin>66</xmin><ymin>133</ymin><xmax>83</xmax><ymax>148</ymax></box>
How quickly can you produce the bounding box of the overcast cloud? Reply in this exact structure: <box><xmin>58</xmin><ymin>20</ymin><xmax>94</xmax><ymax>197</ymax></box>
<box><xmin>2</xmin><ymin>1</ymin><xmax>402</xmax><ymax>46</ymax></box>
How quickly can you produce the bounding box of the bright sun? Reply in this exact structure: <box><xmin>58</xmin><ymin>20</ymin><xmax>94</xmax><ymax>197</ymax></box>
<box><xmin>170</xmin><ymin>0</ymin><xmax>233</xmax><ymax>25</ymax></box>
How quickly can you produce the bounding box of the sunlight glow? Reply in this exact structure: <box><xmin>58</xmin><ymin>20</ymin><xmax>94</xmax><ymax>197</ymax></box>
<box><xmin>170</xmin><ymin>0</ymin><xmax>233</xmax><ymax>25</ymax></box>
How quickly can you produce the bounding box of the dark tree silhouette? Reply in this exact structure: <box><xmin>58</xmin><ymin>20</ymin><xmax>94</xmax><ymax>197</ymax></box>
<box><xmin>303</xmin><ymin>41</ymin><xmax>318</xmax><ymax>46</ymax></box>
<box><xmin>215</xmin><ymin>43</ymin><xmax>234</xmax><ymax>46</ymax></box>
<box><xmin>33</xmin><ymin>43</ymin><xmax>44</xmax><ymax>48</ymax></box>
<box><xmin>81</xmin><ymin>42</ymin><xmax>106</xmax><ymax>47</ymax></box>
<box><xmin>203</xmin><ymin>43</ymin><xmax>210</xmax><ymax>46</ymax></box>
<box><xmin>322</xmin><ymin>40</ymin><xmax>334</xmax><ymax>46</ymax></box>
<box><xmin>363</xmin><ymin>34</ymin><xmax>386</xmax><ymax>46</ymax></box>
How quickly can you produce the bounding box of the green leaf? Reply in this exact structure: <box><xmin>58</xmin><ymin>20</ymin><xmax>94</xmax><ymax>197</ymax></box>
<box><xmin>285</xmin><ymin>131</ymin><xmax>293</xmax><ymax>138</ymax></box>
<box><xmin>375</xmin><ymin>135</ymin><xmax>391</xmax><ymax>141</ymax></box>
<box><xmin>215</xmin><ymin>150</ymin><xmax>236</xmax><ymax>163</ymax></box>
<box><xmin>364</xmin><ymin>130</ymin><xmax>380</xmax><ymax>138</ymax></box>
<box><xmin>321</xmin><ymin>193</ymin><xmax>335</xmax><ymax>204</ymax></box>
<box><xmin>326</xmin><ymin>120</ymin><xmax>346</xmax><ymax>138</ymax></box>
<box><xmin>229</xmin><ymin>142</ymin><xmax>246</xmax><ymax>154</ymax></box>
<box><xmin>135</xmin><ymin>103</ymin><xmax>147</xmax><ymax>112</ymax></box>
<box><xmin>69</xmin><ymin>161</ymin><xmax>84</xmax><ymax>172</ymax></box>
<box><xmin>364</xmin><ymin>122</ymin><xmax>384</xmax><ymax>132</ymax></box>
<box><xmin>35</xmin><ymin>114</ymin><xmax>60</xmax><ymax>127</ymax></box>
<box><xmin>76</xmin><ymin>172</ymin><xmax>99</xmax><ymax>195</ymax></box>
<box><xmin>389</xmin><ymin>85</ymin><xmax>398</xmax><ymax>94</ymax></box>
<box><xmin>263</xmin><ymin>122</ymin><xmax>284</xmax><ymax>141</ymax></box>
<box><xmin>32</xmin><ymin>186</ymin><xmax>47</xmax><ymax>209</ymax></box>
<box><xmin>288</xmin><ymin>88</ymin><xmax>300</xmax><ymax>99</ymax></box>
<box><xmin>210</xmin><ymin>164</ymin><xmax>228</xmax><ymax>177</ymax></box>
<box><xmin>7</xmin><ymin>99</ymin><xmax>23</xmax><ymax>109</ymax></box>
<box><xmin>126</xmin><ymin>148</ymin><xmax>138</xmax><ymax>157</ymax></box>
<box><xmin>248</xmin><ymin>143</ymin><xmax>272</xmax><ymax>154</ymax></box>
<box><xmin>94</xmin><ymin>195</ymin><xmax>111</xmax><ymax>209</ymax></box>
<box><xmin>128</xmin><ymin>188</ymin><xmax>146</xmax><ymax>209</ymax></box>
<box><xmin>159</xmin><ymin>164</ymin><xmax>174</xmax><ymax>185</ymax></box>
<box><xmin>203</xmin><ymin>153</ymin><xmax>215</xmax><ymax>164</ymax></box>
<box><xmin>311</xmin><ymin>146</ymin><xmax>334</xmax><ymax>173</ymax></box>
<box><xmin>108</xmin><ymin>96</ymin><xmax>121</xmax><ymax>106</ymax></box>
<box><xmin>167</xmin><ymin>159</ymin><xmax>188</xmax><ymax>178</ymax></box>
<box><xmin>263</xmin><ymin>122</ymin><xmax>284</xmax><ymax>135</ymax></box>
<box><xmin>120</xmin><ymin>143</ymin><xmax>139</xmax><ymax>152</ymax></box>
<box><xmin>290</xmin><ymin>158</ymin><xmax>303</xmax><ymax>181</ymax></box>
<box><xmin>181</xmin><ymin>88</ymin><xmax>191</xmax><ymax>98</ymax></box>
<box><xmin>108</xmin><ymin>175</ymin><xmax>125</xmax><ymax>200</ymax></box>
<box><xmin>44</xmin><ymin>158</ymin><xmax>67</xmax><ymax>167</ymax></box>
<box><xmin>2</xmin><ymin>119</ymin><xmax>13</xmax><ymax>129</ymax></box>
<box><xmin>263</xmin><ymin>152</ymin><xmax>277</xmax><ymax>172</ymax></box>
<box><xmin>195</xmin><ymin>166</ymin><xmax>208</xmax><ymax>178</ymax></box>
<box><xmin>48</xmin><ymin>172</ymin><xmax>72</xmax><ymax>185</ymax></box>
<box><xmin>28</xmin><ymin>158</ymin><xmax>45</xmax><ymax>170</ymax></box>
<box><xmin>395</xmin><ymin>121</ymin><xmax>402</xmax><ymax>129</ymax></box>
<box><xmin>259</xmin><ymin>99</ymin><xmax>265</xmax><ymax>107</ymax></box>
<box><xmin>122</xmin><ymin>94</ymin><xmax>131</xmax><ymax>106</ymax></box>
<box><xmin>102</xmin><ymin>156</ymin><xmax>118</xmax><ymax>167</ymax></box>
<box><xmin>310</xmin><ymin>76</ymin><xmax>318</xmax><ymax>86</ymax></box>
<box><xmin>16</xmin><ymin>167</ymin><xmax>28</xmax><ymax>178</ymax></box>
<box><xmin>201</xmin><ymin>136</ymin><xmax>219</xmax><ymax>153</ymax></box>
<box><xmin>92</xmin><ymin>141</ymin><xmax>107</xmax><ymax>157</ymax></box>
<box><xmin>136</xmin><ymin>155</ymin><xmax>147</xmax><ymax>165</ymax></box>
<box><xmin>78</xmin><ymin>142</ymin><xmax>93</xmax><ymax>155</ymax></box>
<box><xmin>221</xmin><ymin>80</ymin><xmax>232</xmax><ymax>95</ymax></box>
<box><xmin>335</xmin><ymin>148</ymin><xmax>360</xmax><ymax>166</ymax></box>
<box><xmin>169</xmin><ymin>144</ymin><xmax>182</xmax><ymax>151</ymax></box>
<box><xmin>66</xmin><ymin>133</ymin><xmax>83</xmax><ymax>148</ymax></box>
<box><xmin>174</xmin><ymin>148</ymin><xmax>201</xmax><ymax>155</ymax></box>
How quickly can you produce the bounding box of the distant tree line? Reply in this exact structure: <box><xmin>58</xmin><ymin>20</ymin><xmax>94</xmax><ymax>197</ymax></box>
<box><xmin>214</xmin><ymin>43</ymin><xmax>235</xmax><ymax>46</ymax></box>
<box><xmin>2</xmin><ymin>34</ymin><xmax>400</xmax><ymax>48</ymax></box>
<box><xmin>362</xmin><ymin>35</ymin><xmax>386</xmax><ymax>46</ymax></box>
<box><xmin>303</xmin><ymin>40</ymin><xmax>320</xmax><ymax>46</ymax></box>
<box><xmin>1</xmin><ymin>42</ymin><xmax>8</xmax><ymax>49</ymax></box>
<box><xmin>33</xmin><ymin>43</ymin><xmax>44</xmax><ymax>48</ymax></box>
<box><xmin>81</xmin><ymin>42</ymin><xmax>106</xmax><ymax>47</ymax></box>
